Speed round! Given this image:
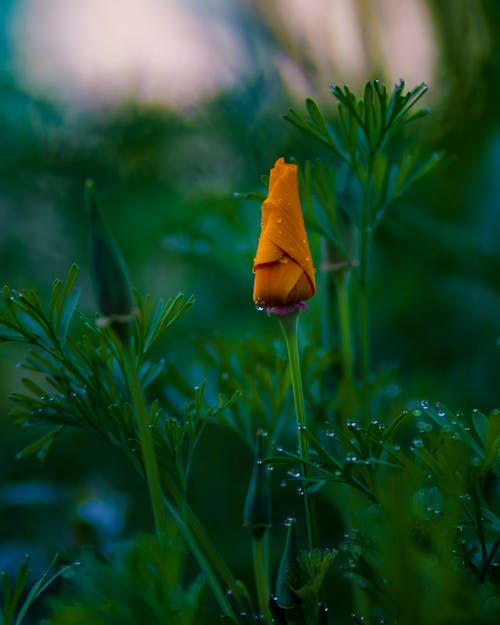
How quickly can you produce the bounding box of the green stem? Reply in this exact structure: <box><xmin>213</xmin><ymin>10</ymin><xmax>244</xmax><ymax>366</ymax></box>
<box><xmin>160</xmin><ymin>471</ymin><xmax>247</xmax><ymax>614</ymax></box>
<box><xmin>253</xmin><ymin>535</ymin><xmax>272</xmax><ymax>624</ymax></box>
<box><xmin>336</xmin><ymin>270</ymin><xmax>354</xmax><ymax>386</ymax></box>
<box><xmin>279</xmin><ymin>311</ymin><xmax>318</xmax><ymax>551</ymax></box>
<box><xmin>359</xmin><ymin>281</ymin><xmax>370</xmax><ymax>423</ymax></box>
<box><xmin>161</xmin><ymin>496</ymin><xmax>237</xmax><ymax>621</ymax></box>
<box><xmin>359</xmin><ymin>184</ymin><xmax>372</xmax><ymax>425</ymax></box>
<box><xmin>125</xmin><ymin>348</ymin><xmax>167</xmax><ymax>535</ymax></box>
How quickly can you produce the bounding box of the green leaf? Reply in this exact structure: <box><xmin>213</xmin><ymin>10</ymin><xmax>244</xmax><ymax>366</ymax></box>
<box><xmin>363</xmin><ymin>81</ymin><xmax>377</xmax><ymax>150</ymax></box>
<box><xmin>142</xmin><ymin>293</ymin><xmax>194</xmax><ymax>354</ymax></box>
<box><xmin>11</xmin><ymin>555</ymin><xmax>31</xmax><ymax>611</ymax></box>
<box><xmin>285</xmin><ymin>105</ymin><xmax>349</xmax><ymax>163</ymax></box>
<box><xmin>2</xmin><ymin>568</ymin><xmax>12</xmax><ymax>623</ymax></box>
<box><xmin>305</xmin><ymin>97</ymin><xmax>328</xmax><ymax>134</ymax></box>
<box><xmin>472</xmin><ymin>409</ymin><xmax>489</xmax><ymax>443</ymax></box>
<box><xmin>16</xmin><ymin>426</ymin><xmax>65</xmax><ymax>460</ymax></box>
<box><xmin>20</xmin><ymin>377</ymin><xmax>47</xmax><ymax>398</ymax></box>
<box><xmin>484</xmin><ymin>410</ymin><xmax>500</xmax><ymax>470</ymax></box>
<box><xmin>49</xmin><ymin>278</ymin><xmax>63</xmax><ymax>323</ymax></box>
<box><xmin>15</xmin><ymin>555</ymin><xmax>78</xmax><ymax>625</ymax></box>
<box><xmin>54</xmin><ymin>265</ymin><xmax>80</xmax><ymax>343</ymax></box>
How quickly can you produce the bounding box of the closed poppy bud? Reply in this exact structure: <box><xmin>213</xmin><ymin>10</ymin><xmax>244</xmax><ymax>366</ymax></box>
<box><xmin>86</xmin><ymin>180</ymin><xmax>134</xmax><ymax>342</ymax></box>
<box><xmin>276</xmin><ymin>517</ymin><xmax>301</xmax><ymax>609</ymax></box>
<box><xmin>243</xmin><ymin>430</ymin><xmax>272</xmax><ymax>540</ymax></box>
<box><xmin>253</xmin><ymin>158</ymin><xmax>316</xmax><ymax>311</ymax></box>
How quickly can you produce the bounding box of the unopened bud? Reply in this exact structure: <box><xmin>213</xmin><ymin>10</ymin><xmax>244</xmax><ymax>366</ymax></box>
<box><xmin>86</xmin><ymin>180</ymin><xmax>134</xmax><ymax>342</ymax></box>
<box><xmin>243</xmin><ymin>430</ymin><xmax>272</xmax><ymax>540</ymax></box>
<box><xmin>276</xmin><ymin>517</ymin><xmax>301</xmax><ymax>609</ymax></box>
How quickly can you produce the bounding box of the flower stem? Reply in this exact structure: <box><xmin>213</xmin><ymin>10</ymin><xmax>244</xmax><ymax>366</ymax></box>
<box><xmin>160</xmin><ymin>470</ymin><xmax>246</xmax><ymax>614</ymax></box>
<box><xmin>359</xmin><ymin>190</ymin><xmax>372</xmax><ymax>425</ymax></box>
<box><xmin>129</xmin><ymin>360</ymin><xmax>238</xmax><ymax>618</ymax></box>
<box><xmin>336</xmin><ymin>270</ymin><xmax>354</xmax><ymax>386</ymax></box>
<box><xmin>359</xmin><ymin>281</ymin><xmax>370</xmax><ymax>423</ymax></box>
<box><xmin>253</xmin><ymin>534</ymin><xmax>272</xmax><ymax>624</ymax></box>
<box><xmin>125</xmin><ymin>347</ymin><xmax>167</xmax><ymax>535</ymax></box>
<box><xmin>279</xmin><ymin>311</ymin><xmax>318</xmax><ymax>551</ymax></box>
<box><xmin>161</xmin><ymin>494</ymin><xmax>237</xmax><ymax>620</ymax></box>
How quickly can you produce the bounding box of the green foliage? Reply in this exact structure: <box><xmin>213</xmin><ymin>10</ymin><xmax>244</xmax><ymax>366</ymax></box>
<box><xmin>0</xmin><ymin>79</ymin><xmax>498</xmax><ymax>625</ymax></box>
<box><xmin>286</xmin><ymin>81</ymin><xmax>446</xmax><ymax>231</ymax></box>
<box><xmin>0</xmin><ymin>263</ymin><xmax>244</xmax><ymax>621</ymax></box>
<box><xmin>293</xmin><ymin>549</ymin><xmax>337</xmax><ymax>606</ymax></box>
<box><xmin>46</xmin><ymin>534</ymin><xmax>205</xmax><ymax>625</ymax></box>
<box><xmin>0</xmin><ymin>264</ymin><xmax>204</xmax><ymax>472</ymax></box>
<box><xmin>198</xmin><ymin>336</ymin><xmax>292</xmax><ymax>447</ymax></box>
<box><xmin>1</xmin><ymin>554</ymin><xmax>77</xmax><ymax>625</ymax></box>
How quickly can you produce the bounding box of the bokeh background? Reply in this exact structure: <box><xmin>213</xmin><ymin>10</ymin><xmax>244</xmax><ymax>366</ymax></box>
<box><xmin>0</xmin><ymin>0</ymin><xmax>499</xmax><ymax>618</ymax></box>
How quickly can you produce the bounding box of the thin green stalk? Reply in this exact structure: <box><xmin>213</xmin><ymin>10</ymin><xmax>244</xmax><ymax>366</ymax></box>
<box><xmin>160</xmin><ymin>471</ymin><xmax>247</xmax><ymax>614</ymax></box>
<box><xmin>125</xmin><ymin>348</ymin><xmax>168</xmax><ymax>535</ymax></box>
<box><xmin>336</xmin><ymin>269</ymin><xmax>354</xmax><ymax>386</ymax></box>
<box><xmin>279</xmin><ymin>311</ymin><xmax>318</xmax><ymax>551</ymax></box>
<box><xmin>358</xmin><ymin>179</ymin><xmax>373</xmax><ymax>425</ymax></box>
<box><xmin>253</xmin><ymin>535</ymin><xmax>272</xmax><ymax>624</ymax></box>
<box><xmin>359</xmin><ymin>281</ymin><xmax>370</xmax><ymax>423</ymax></box>
<box><xmin>161</xmin><ymin>496</ymin><xmax>237</xmax><ymax>621</ymax></box>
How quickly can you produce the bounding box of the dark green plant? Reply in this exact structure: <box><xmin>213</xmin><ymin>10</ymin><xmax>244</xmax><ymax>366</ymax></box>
<box><xmin>0</xmin><ymin>80</ymin><xmax>498</xmax><ymax>625</ymax></box>
<box><xmin>1</xmin><ymin>554</ymin><xmax>76</xmax><ymax>625</ymax></box>
<box><xmin>287</xmin><ymin>80</ymin><xmax>447</xmax><ymax>424</ymax></box>
<box><xmin>0</xmin><ymin>265</ymin><xmax>242</xmax><ymax>620</ymax></box>
<box><xmin>46</xmin><ymin>534</ymin><xmax>205</xmax><ymax>625</ymax></box>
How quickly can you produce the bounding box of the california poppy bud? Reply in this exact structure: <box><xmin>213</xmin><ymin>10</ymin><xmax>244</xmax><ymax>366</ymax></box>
<box><xmin>86</xmin><ymin>180</ymin><xmax>134</xmax><ymax>342</ymax></box>
<box><xmin>253</xmin><ymin>158</ymin><xmax>316</xmax><ymax>312</ymax></box>
<box><xmin>276</xmin><ymin>517</ymin><xmax>301</xmax><ymax>609</ymax></box>
<box><xmin>243</xmin><ymin>430</ymin><xmax>272</xmax><ymax>540</ymax></box>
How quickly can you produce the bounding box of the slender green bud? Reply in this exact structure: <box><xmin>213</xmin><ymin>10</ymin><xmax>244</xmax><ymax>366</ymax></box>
<box><xmin>86</xmin><ymin>180</ymin><xmax>134</xmax><ymax>342</ymax></box>
<box><xmin>276</xmin><ymin>517</ymin><xmax>301</xmax><ymax>609</ymax></box>
<box><xmin>243</xmin><ymin>429</ymin><xmax>272</xmax><ymax>539</ymax></box>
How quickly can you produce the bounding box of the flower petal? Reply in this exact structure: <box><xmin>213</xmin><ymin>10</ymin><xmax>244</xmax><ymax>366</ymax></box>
<box><xmin>252</xmin><ymin>158</ymin><xmax>316</xmax><ymax>307</ymax></box>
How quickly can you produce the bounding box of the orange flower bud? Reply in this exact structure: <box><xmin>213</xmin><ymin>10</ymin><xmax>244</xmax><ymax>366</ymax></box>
<box><xmin>253</xmin><ymin>158</ymin><xmax>316</xmax><ymax>311</ymax></box>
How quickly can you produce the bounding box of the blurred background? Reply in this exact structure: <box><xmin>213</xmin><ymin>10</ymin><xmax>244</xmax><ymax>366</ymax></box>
<box><xmin>0</xmin><ymin>0</ymin><xmax>499</xmax><ymax>617</ymax></box>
